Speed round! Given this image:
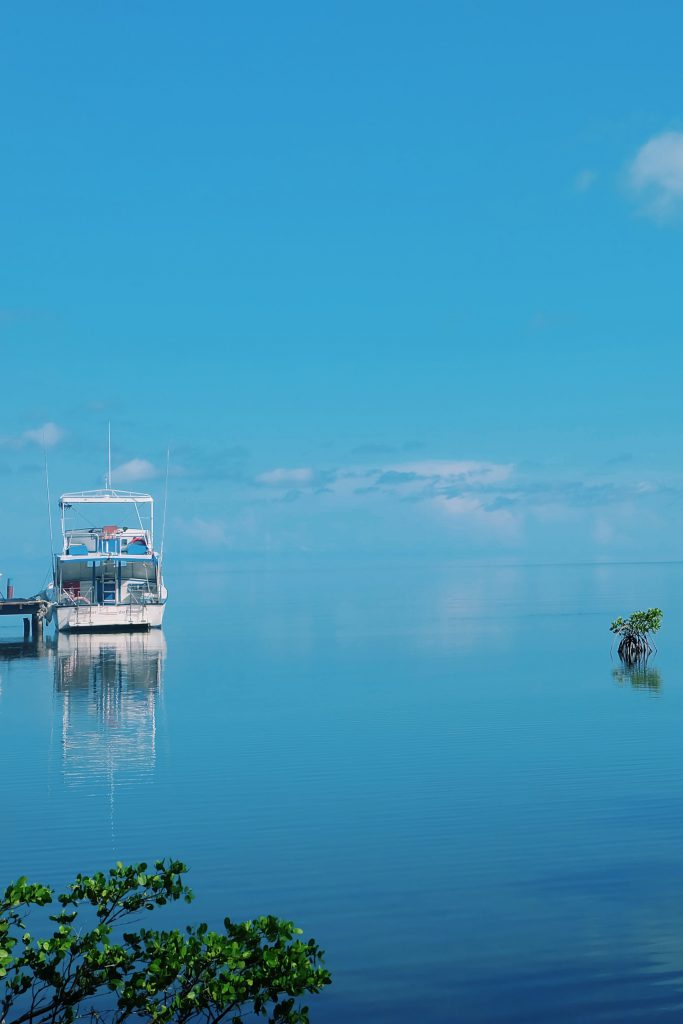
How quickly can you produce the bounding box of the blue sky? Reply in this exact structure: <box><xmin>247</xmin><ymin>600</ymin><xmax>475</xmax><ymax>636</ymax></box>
<box><xmin>2</xmin><ymin>1</ymin><xmax>683</xmax><ymax>574</ymax></box>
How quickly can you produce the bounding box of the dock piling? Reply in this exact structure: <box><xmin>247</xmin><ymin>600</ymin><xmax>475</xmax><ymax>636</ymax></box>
<box><xmin>0</xmin><ymin>596</ymin><xmax>51</xmax><ymax>637</ymax></box>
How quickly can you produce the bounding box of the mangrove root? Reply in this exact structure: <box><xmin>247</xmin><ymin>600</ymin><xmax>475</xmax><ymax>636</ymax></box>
<box><xmin>617</xmin><ymin>634</ymin><xmax>652</xmax><ymax>665</ymax></box>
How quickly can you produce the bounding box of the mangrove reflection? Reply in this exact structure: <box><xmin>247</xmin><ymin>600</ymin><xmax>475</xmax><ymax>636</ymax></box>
<box><xmin>54</xmin><ymin>631</ymin><xmax>166</xmax><ymax>784</ymax></box>
<box><xmin>612</xmin><ymin>662</ymin><xmax>662</xmax><ymax>694</ymax></box>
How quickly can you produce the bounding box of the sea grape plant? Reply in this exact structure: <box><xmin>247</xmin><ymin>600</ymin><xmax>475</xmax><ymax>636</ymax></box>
<box><xmin>609</xmin><ymin>608</ymin><xmax>663</xmax><ymax>664</ymax></box>
<box><xmin>0</xmin><ymin>859</ymin><xmax>331</xmax><ymax>1024</ymax></box>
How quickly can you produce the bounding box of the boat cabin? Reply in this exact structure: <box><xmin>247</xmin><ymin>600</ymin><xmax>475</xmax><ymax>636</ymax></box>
<box><xmin>55</xmin><ymin>490</ymin><xmax>161</xmax><ymax>608</ymax></box>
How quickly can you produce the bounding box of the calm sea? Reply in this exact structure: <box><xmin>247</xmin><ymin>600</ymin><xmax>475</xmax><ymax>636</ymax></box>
<box><xmin>2</xmin><ymin>562</ymin><xmax>683</xmax><ymax>1022</ymax></box>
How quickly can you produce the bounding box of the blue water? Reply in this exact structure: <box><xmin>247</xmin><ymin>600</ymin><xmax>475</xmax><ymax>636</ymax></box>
<box><xmin>2</xmin><ymin>562</ymin><xmax>683</xmax><ymax>1022</ymax></box>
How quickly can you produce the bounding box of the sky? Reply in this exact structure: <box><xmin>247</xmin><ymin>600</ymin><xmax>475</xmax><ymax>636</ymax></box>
<box><xmin>2</xmin><ymin>1</ymin><xmax>683</xmax><ymax>577</ymax></box>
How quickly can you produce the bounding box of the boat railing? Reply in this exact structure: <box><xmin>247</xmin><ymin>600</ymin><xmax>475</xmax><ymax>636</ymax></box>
<box><xmin>128</xmin><ymin>587</ymin><xmax>159</xmax><ymax>605</ymax></box>
<box><xmin>59</xmin><ymin>586</ymin><xmax>94</xmax><ymax>606</ymax></box>
<box><xmin>58</xmin><ymin>587</ymin><xmax>160</xmax><ymax>606</ymax></box>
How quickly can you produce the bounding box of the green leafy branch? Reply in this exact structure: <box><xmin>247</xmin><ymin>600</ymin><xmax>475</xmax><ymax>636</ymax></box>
<box><xmin>0</xmin><ymin>860</ymin><xmax>330</xmax><ymax>1024</ymax></box>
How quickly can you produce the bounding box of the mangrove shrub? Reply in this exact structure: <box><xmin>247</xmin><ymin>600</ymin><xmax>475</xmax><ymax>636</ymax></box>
<box><xmin>609</xmin><ymin>608</ymin><xmax>663</xmax><ymax>664</ymax></box>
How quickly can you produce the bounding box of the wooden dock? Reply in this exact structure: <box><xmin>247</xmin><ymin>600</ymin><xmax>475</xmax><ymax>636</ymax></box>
<box><xmin>0</xmin><ymin>598</ymin><xmax>51</xmax><ymax>638</ymax></box>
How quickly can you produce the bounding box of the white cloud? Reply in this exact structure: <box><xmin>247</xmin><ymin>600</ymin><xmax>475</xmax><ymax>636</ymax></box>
<box><xmin>575</xmin><ymin>169</ymin><xmax>597</xmax><ymax>192</ymax></box>
<box><xmin>433</xmin><ymin>495</ymin><xmax>487</xmax><ymax>516</ymax></box>
<box><xmin>0</xmin><ymin>421</ymin><xmax>66</xmax><ymax>448</ymax></box>
<box><xmin>144</xmin><ymin>445</ymin><xmax>683</xmax><ymax>559</ymax></box>
<box><xmin>627</xmin><ymin>131</ymin><xmax>683</xmax><ymax>218</ymax></box>
<box><xmin>256</xmin><ymin>467</ymin><xmax>314</xmax><ymax>486</ymax></box>
<box><xmin>22</xmin><ymin>422</ymin><xmax>66</xmax><ymax>447</ymax></box>
<box><xmin>111</xmin><ymin>458</ymin><xmax>157</xmax><ymax>483</ymax></box>
<box><xmin>431</xmin><ymin>494</ymin><xmax>521</xmax><ymax>542</ymax></box>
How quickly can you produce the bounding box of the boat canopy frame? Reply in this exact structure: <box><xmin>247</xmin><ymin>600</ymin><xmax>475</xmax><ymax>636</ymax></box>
<box><xmin>58</xmin><ymin>489</ymin><xmax>155</xmax><ymax>551</ymax></box>
<box><xmin>59</xmin><ymin>489</ymin><xmax>154</xmax><ymax>506</ymax></box>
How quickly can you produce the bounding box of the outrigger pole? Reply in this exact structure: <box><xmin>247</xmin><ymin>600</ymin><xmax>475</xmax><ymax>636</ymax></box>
<box><xmin>160</xmin><ymin>448</ymin><xmax>170</xmax><ymax>564</ymax></box>
<box><xmin>107</xmin><ymin>422</ymin><xmax>112</xmax><ymax>490</ymax></box>
<box><xmin>43</xmin><ymin>434</ymin><xmax>54</xmax><ymax>558</ymax></box>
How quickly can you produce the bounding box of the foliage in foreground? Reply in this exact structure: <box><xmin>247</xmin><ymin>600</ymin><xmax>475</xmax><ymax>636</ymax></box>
<box><xmin>609</xmin><ymin>607</ymin><xmax>663</xmax><ymax>664</ymax></box>
<box><xmin>0</xmin><ymin>860</ymin><xmax>330</xmax><ymax>1024</ymax></box>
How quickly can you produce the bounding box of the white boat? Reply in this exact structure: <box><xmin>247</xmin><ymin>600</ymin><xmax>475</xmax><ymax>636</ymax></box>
<box><xmin>51</xmin><ymin>488</ymin><xmax>167</xmax><ymax>632</ymax></box>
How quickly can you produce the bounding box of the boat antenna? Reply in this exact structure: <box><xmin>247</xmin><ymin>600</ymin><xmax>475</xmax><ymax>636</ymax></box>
<box><xmin>107</xmin><ymin>421</ymin><xmax>112</xmax><ymax>491</ymax></box>
<box><xmin>160</xmin><ymin>448</ymin><xmax>170</xmax><ymax>562</ymax></box>
<box><xmin>44</xmin><ymin>437</ymin><xmax>55</xmax><ymax>557</ymax></box>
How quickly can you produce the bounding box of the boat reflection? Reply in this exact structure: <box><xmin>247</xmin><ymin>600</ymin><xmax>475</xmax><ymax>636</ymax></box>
<box><xmin>54</xmin><ymin>631</ymin><xmax>166</xmax><ymax>784</ymax></box>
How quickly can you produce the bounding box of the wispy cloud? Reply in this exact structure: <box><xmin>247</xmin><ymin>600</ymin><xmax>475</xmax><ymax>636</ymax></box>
<box><xmin>186</xmin><ymin>516</ymin><xmax>233</xmax><ymax>547</ymax></box>
<box><xmin>253</xmin><ymin>459</ymin><xmax>512</xmax><ymax>503</ymax></box>
<box><xmin>241</xmin><ymin>454</ymin><xmax>683</xmax><ymax>554</ymax></box>
<box><xmin>350</xmin><ymin>443</ymin><xmax>396</xmax><ymax>456</ymax></box>
<box><xmin>256</xmin><ymin>467</ymin><xmax>314</xmax><ymax>486</ymax></box>
<box><xmin>172</xmin><ymin>445</ymin><xmax>249</xmax><ymax>482</ymax></box>
<box><xmin>158</xmin><ymin>446</ymin><xmax>683</xmax><ymax>559</ymax></box>
<box><xmin>111</xmin><ymin>458</ymin><xmax>158</xmax><ymax>483</ymax></box>
<box><xmin>0</xmin><ymin>421</ymin><xmax>66</xmax><ymax>448</ymax></box>
<box><xmin>627</xmin><ymin>131</ymin><xmax>683</xmax><ymax>219</ymax></box>
<box><xmin>575</xmin><ymin>169</ymin><xmax>597</xmax><ymax>192</ymax></box>
<box><xmin>344</xmin><ymin>460</ymin><xmax>513</xmax><ymax>505</ymax></box>
<box><xmin>382</xmin><ymin>460</ymin><xmax>512</xmax><ymax>486</ymax></box>
<box><xmin>23</xmin><ymin>422</ymin><xmax>66</xmax><ymax>447</ymax></box>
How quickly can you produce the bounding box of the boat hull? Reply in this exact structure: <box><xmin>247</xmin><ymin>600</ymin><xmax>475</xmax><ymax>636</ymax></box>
<box><xmin>54</xmin><ymin>602</ymin><xmax>165</xmax><ymax>633</ymax></box>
